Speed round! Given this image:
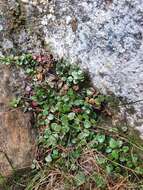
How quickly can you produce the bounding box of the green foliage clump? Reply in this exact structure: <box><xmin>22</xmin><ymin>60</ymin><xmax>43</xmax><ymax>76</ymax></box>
<box><xmin>1</xmin><ymin>54</ymin><xmax>143</xmax><ymax>190</ymax></box>
<box><xmin>56</xmin><ymin>59</ymin><xmax>85</xmax><ymax>86</ymax></box>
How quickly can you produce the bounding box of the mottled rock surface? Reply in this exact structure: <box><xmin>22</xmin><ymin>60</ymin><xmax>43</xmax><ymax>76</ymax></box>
<box><xmin>0</xmin><ymin>0</ymin><xmax>143</xmax><ymax>134</ymax></box>
<box><xmin>41</xmin><ymin>0</ymin><xmax>143</xmax><ymax>133</ymax></box>
<box><xmin>0</xmin><ymin>65</ymin><xmax>36</xmax><ymax>176</ymax></box>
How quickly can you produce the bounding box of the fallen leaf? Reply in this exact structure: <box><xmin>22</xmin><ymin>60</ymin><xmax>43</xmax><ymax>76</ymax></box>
<box><xmin>36</xmin><ymin>73</ymin><xmax>44</xmax><ymax>81</ymax></box>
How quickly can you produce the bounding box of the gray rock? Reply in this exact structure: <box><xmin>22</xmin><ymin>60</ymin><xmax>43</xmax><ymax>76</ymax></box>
<box><xmin>2</xmin><ymin>39</ymin><xmax>13</xmax><ymax>50</ymax></box>
<box><xmin>0</xmin><ymin>0</ymin><xmax>143</xmax><ymax>135</ymax></box>
<box><xmin>41</xmin><ymin>0</ymin><xmax>143</xmax><ymax>135</ymax></box>
<box><xmin>41</xmin><ymin>0</ymin><xmax>143</xmax><ymax>100</ymax></box>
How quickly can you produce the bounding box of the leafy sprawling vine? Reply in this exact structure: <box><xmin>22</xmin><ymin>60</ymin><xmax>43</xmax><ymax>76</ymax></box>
<box><xmin>0</xmin><ymin>54</ymin><xmax>143</xmax><ymax>189</ymax></box>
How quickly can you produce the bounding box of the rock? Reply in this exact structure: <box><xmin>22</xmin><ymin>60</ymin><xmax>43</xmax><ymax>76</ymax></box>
<box><xmin>0</xmin><ymin>111</ymin><xmax>36</xmax><ymax>177</ymax></box>
<box><xmin>0</xmin><ymin>65</ymin><xmax>36</xmax><ymax>177</ymax></box>
<box><xmin>40</xmin><ymin>0</ymin><xmax>143</xmax><ymax>135</ymax></box>
<box><xmin>2</xmin><ymin>39</ymin><xmax>13</xmax><ymax>51</ymax></box>
<box><xmin>43</xmin><ymin>4</ymin><xmax>143</xmax><ymax>88</ymax></box>
<box><xmin>0</xmin><ymin>0</ymin><xmax>143</xmax><ymax>135</ymax></box>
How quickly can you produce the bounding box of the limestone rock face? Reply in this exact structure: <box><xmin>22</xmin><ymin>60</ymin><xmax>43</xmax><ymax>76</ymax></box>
<box><xmin>0</xmin><ymin>65</ymin><xmax>36</xmax><ymax>177</ymax></box>
<box><xmin>0</xmin><ymin>0</ymin><xmax>143</xmax><ymax>134</ymax></box>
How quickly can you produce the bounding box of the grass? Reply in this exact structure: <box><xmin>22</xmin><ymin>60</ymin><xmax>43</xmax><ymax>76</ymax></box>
<box><xmin>0</xmin><ymin>53</ymin><xmax>143</xmax><ymax>190</ymax></box>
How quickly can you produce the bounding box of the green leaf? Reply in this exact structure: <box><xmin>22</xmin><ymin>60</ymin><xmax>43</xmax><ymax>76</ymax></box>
<box><xmin>96</xmin><ymin>157</ymin><xmax>106</xmax><ymax>165</ymax></box>
<box><xmin>44</xmin><ymin>128</ymin><xmax>52</xmax><ymax>138</ymax></box>
<box><xmin>132</xmin><ymin>155</ymin><xmax>138</xmax><ymax>164</ymax></box>
<box><xmin>135</xmin><ymin>167</ymin><xmax>143</xmax><ymax>175</ymax></box>
<box><xmin>51</xmin><ymin>123</ymin><xmax>61</xmax><ymax>132</ymax></box>
<box><xmin>45</xmin><ymin>154</ymin><xmax>52</xmax><ymax>163</ymax></box>
<box><xmin>10</xmin><ymin>97</ymin><xmax>21</xmax><ymax>108</ymax></box>
<box><xmin>52</xmin><ymin>149</ymin><xmax>59</xmax><ymax>159</ymax></box>
<box><xmin>46</xmin><ymin>135</ymin><xmax>57</xmax><ymax>147</ymax></box>
<box><xmin>119</xmin><ymin>155</ymin><xmax>126</xmax><ymax>162</ymax></box>
<box><xmin>50</xmin><ymin>106</ymin><xmax>57</xmax><ymax>113</ymax></box>
<box><xmin>67</xmin><ymin>76</ymin><xmax>73</xmax><ymax>82</ymax></box>
<box><xmin>122</xmin><ymin>146</ymin><xmax>129</xmax><ymax>153</ymax></box>
<box><xmin>86</xmin><ymin>89</ymin><xmax>93</xmax><ymax>96</ymax></box>
<box><xmin>67</xmin><ymin>89</ymin><xmax>74</xmax><ymax>97</ymax></box>
<box><xmin>111</xmin><ymin>150</ymin><xmax>119</xmax><ymax>160</ymax></box>
<box><xmin>75</xmin><ymin>172</ymin><xmax>86</xmax><ymax>186</ymax></box>
<box><xmin>45</xmin><ymin>119</ymin><xmax>50</xmax><ymax>125</ymax></box>
<box><xmin>92</xmin><ymin>174</ymin><xmax>105</xmax><ymax>188</ymax></box>
<box><xmin>75</xmin><ymin>117</ymin><xmax>80</xmax><ymax>125</ymax></box>
<box><xmin>90</xmin><ymin>119</ymin><xmax>97</xmax><ymax>125</ymax></box>
<box><xmin>62</xmin><ymin>104</ymin><xmax>71</xmax><ymax>113</ymax></box>
<box><xmin>47</xmin><ymin>113</ymin><xmax>54</xmax><ymax>120</ymax></box>
<box><xmin>61</xmin><ymin>125</ymin><xmax>70</xmax><ymax>133</ymax></box>
<box><xmin>68</xmin><ymin>112</ymin><xmax>75</xmax><ymax>120</ymax></box>
<box><xmin>109</xmin><ymin>138</ymin><xmax>119</xmax><ymax>149</ymax></box>
<box><xmin>71</xmin><ymin>149</ymin><xmax>81</xmax><ymax>159</ymax></box>
<box><xmin>96</xmin><ymin>134</ymin><xmax>105</xmax><ymax>144</ymax></box>
<box><xmin>127</xmin><ymin>161</ymin><xmax>133</xmax><ymax>168</ymax></box>
<box><xmin>61</xmin><ymin>76</ymin><xmax>66</xmax><ymax>81</ymax></box>
<box><xmin>77</xmin><ymin>70</ymin><xmax>83</xmax><ymax>75</ymax></box>
<box><xmin>26</xmin><ymin>68</ymin><xmax>33</xmax><ymax>74</ymax></box>
<box><xmin>71</xmin><ymin>71</ymin><xmax>78</xmax><ymax>79</ymax></box>
<box><xmin>106</xmin><ymin>147</ymin><xmax>112</xmax><ymax>153</ymax></box>
<box><xmin>61</xmin><ymin>115</ymin><xmax>69</xmax><ymax>125</ymax></box>
<box><xmin>106</xmin><ymin>165</ymin><xmax>114</xmax><ymax>173</ymax></box>
<box><xmin>43</xmin><ymin>110</ymin><xmax>49</xmax><ymax>116</ymax></box>
<box><xmin>70</xmin><ymin>163</ymin><xmax>78</xmax><ymax>171</ymax></box>
<box><xmin>74</xmin><ymin>99</ymin><xmax>84</xmax><ymax>106</ymax></box>
<box><xmin>84</xmin><ymin>120</ymin><xmax>91</xmax><ymax>128</ymax></box>
<box><xmin>82</xmin><ymin>114</ymin><xmax>89</xmax><ymax>120</ymax></box>
<box><xmin>117</xmin><ymin>140</ymin><xmax>123</xmax><ymax>148</ymax></box>
<box><xmin>78</xmin><ymin>129</ymin><xmax>90</xmax><ymax>139</ymax></box>
<box><xmin>31</xmin><ymin>95</ymin><xmax>37</xmax><ymax>101</ymax></box>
